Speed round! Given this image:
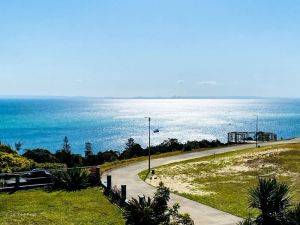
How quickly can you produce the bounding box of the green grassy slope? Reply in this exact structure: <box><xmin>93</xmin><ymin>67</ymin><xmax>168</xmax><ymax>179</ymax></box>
<box><xmin>0</xmin><ymin>188</ymin><xmax>125</xmax><ymax>225</ymax></box>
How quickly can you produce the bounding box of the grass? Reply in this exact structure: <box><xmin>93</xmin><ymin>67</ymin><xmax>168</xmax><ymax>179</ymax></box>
<box><xmin>139</xmin><ymin>143</ymin><xmax>300</xmax><ymax>218</ymax></box>
<box><xmin>0</xmin><ymin>187</ymin><xmax>125</xmax><ymax>225</ymax></box>
<box><xmin>100</xmin><ymin>151</ymin><xmax>185</xmax><ymax>175</ymax></box>
<box><xmin>101</xmin><ymin>145</ymin><xmax>234</xmax><ymax>175</ymax></box>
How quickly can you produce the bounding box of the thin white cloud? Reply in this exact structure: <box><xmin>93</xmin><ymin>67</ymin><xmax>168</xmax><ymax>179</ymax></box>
<box><xmin>75</xmin><ymin>79</ymin><xmax>83</xmax><ymax>83</ymax></box>
<box><xmin>198</xmin><ymin>81</ymin><xmax>217</xmax><ymax>85</ymax></box>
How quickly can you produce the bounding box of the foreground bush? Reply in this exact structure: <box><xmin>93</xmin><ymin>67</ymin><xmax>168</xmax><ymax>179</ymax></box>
<box><xmin>52</xmin><ymin>168</ymin><xmax>91</xmax><ymax>191</ymax></box>
<box><xmin>238</xmin><ymin>178</ymin><xmax>300</xmax><ymax>225</ymax></box>
<box><xmin>123</xmin><ymin>182</ymin><xmax>194</xmax><ymax>225</ymax></box>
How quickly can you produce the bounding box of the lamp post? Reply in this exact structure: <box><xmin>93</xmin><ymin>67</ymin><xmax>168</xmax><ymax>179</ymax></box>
<box><xmin>255</xmin><ymin>115</ymin><xmax>258</xmax><ymax>148</ymax></box>
<box><xmin>145</xmin><ymin>117</ymin><xmax>151</xmax><ymax>173</ymax></box>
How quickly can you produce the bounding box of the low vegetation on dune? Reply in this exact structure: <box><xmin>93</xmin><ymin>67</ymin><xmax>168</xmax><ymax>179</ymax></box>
<box><xmin>140</xmin><ymin>143</ymin><xmax>300</xmax><ymax>218</ymax></box>
<box><xmin>0</xmin><ymin>187</ymin><xmax>125</xmax><ymax>225</ymax></box>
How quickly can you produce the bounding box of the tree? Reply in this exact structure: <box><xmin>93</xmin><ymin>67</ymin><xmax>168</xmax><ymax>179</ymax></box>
<box><xmin>97</xmin><ymin>150</ymin><xmax>119</xmax><ymax>163</ymax></box>
<box><xmin>85</xmin><ymin>142</ymin><xmax>93</xmax><ymax>158</ymax></box>
<box><xmin>55</xmin><ymin>136</ymin><xmax>72</xmax><ymax>167</ymax></box>
<box><xmin>62</xmin><ymin>136</ymin><xmax>71</xmax><ymax>152</ymax></box>
<box><xmin>160</xmin><ymin>139</ymin><xmax>183</xmax><ymax>152</ymax></box>
<box><xmin>238</xmin><ymin>178</ymin><xmax>300</xmax><ymax>225</ymax></box>
<box><xmin>249</xmin><ymin>178</ymin><xmax>290</xmax><ymax>225</ymax></box>
<box><xmin>123</xmin><ymin>182</ymin><xmax>194</xmax><ymax>225</ymax></box>
<box><xmin>23</xmin><ymin>149</ymin><xmax>57</xmax><ymax>163</ymax></box>
<box><xmin>120</xmin><ymin>138</ymin><xmax>144</xmax><ymax>159</ymax></box>
<box><xmin>125</xmin><ymin>138</ymin><xmax>135</xmax><ymax>151</ymax></box>
<box><xmin>14</xmin><ymin>142</ymin><xmax>23</xmax><ymax>151</ymax></box>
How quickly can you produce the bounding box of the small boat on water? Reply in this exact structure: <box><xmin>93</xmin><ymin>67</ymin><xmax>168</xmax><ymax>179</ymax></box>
<box><xmin>153</xmin><ymin>129</ymin><xmax>159</xmax><ymax>133</ymax></box>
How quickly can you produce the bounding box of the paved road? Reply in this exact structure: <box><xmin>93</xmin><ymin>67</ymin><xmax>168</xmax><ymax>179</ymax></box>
<box><xmin>102</xmin><ymin>138</ymin><xmax>300</xmax><ymax>225</ymax></box>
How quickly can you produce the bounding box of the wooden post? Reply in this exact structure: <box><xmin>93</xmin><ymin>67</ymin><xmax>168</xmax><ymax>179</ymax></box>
<box><xmin>15</xmin><ymin>176</ymin><xmax>20</xmax><ymax>190</ymax></box>
<box><xmin>107</xmin><ymin>175</ymin><xmax>112</xmax><ymax>190</ymax></box>
<box><xmin>121</xmin><ymin>185</ymin><xmax>126</xmax><ymax>201</ymax></box>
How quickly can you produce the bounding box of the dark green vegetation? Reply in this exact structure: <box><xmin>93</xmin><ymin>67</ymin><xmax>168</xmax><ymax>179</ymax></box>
<box><xmin>1</xmin><ymin>136</ymin><xmax>225</xmax><ymax>172</ymax></box>
<box><xmin>29</xmin><ymin>137</ymin><xmax>224</xmax><ymax>168</ymax></box>
<box><xmin>238</xmin><ymin>178</ymin><xmax>300</xmax><ymax>225</ymax></box>
<box><xmin>141</xmin><ymin>143</ymin><xmax>300</xmax><ymax>218</ymax></box>
<box><xmin>0</xmin><ymin>144</ymin><xmax>65</xmax><ymax>173</ymax></box>
<box><xmin>123</xmin><ymin>182</ymin><xmax>194</xmax><ymax>225</ymax></box>
<box><xmin>0</xmin><ymin>188</ymin><xmax>125</xmax><ymax>225</ymax></box>
<box><xmin>52</xmin><ymin>168</ymin><xmax>94</xmax><ymax>192</ymax></box>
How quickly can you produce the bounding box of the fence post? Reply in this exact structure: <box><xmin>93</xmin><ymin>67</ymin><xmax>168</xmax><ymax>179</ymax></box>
<box><xmin>15</xmin><ymin>176</ymin><xmax>20</xmax><ymax>190</ymax></box>
<box><xmin>107</xmin><ymin>175</ymin><xmax>112</xmax><ymax>190</ymax></box>
<box><xmin>121</xmin><ymin>185</ymin><xmax>126</xmax><ymax>201</ymax></box>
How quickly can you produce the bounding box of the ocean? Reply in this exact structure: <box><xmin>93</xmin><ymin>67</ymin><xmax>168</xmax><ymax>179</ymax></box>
<box><xmin>0</xmin><ymin>98</ymin><xmax>299</xmax><ymax>154</ymax></box>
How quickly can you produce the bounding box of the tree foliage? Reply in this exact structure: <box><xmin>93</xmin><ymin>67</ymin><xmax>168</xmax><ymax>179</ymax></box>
<box><xmin>238</xmin><ymin>178</ymin><xmax>300</xmax><ymax>225</ymax></box>
<box><xmin>120</xmin><ymin>138</ymin><xmax>144</xmax><ymax>159</ymax></box>
<box><xmin>23</xmin><ymin>149</ymin><xmax>57</xmax><ymax>163</ymax></box>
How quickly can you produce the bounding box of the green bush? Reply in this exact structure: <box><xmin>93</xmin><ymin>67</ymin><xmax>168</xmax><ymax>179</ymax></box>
<box><xmin>0</xmin><ymin>152</ymin><xmax>34</xmax><ymax>173</ymax></box>
<box><xmin>52</xmin><ymin>168</ymin><xmax>91</xmax><ymax>191</ymax></box>
<box><xmin>0</xmin><ymin>144</ymin><xmax>17</xmax><ymax>154</ymax></box>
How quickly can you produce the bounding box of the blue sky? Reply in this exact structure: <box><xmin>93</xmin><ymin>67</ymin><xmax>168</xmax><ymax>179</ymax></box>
<box><xmin>0</xmin><ymin>0</ymin><xmax>300</xmax><ymax>98</ymax></box>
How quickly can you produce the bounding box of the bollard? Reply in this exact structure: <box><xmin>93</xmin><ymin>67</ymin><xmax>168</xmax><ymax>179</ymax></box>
<box><xmin>15</xmin><ymin>176</ymin><xmax>20</xmax><ymax>190</ymax></box>
<box><xmin>138</xmin><ymin>195</ymin><xmax>145</xmax><ymax>205</ymax></box>
<box><xmin>107</xmin><ymin>175</ymin><xmax>112</xmax><ymax>190</ymax></box>
<box><xmin>121</xmin><ymin>185</ymin><xmax>126</xmax><ymax>201</ymax></box>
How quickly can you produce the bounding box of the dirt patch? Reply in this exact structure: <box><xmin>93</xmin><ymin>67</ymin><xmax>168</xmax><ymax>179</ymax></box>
<box><xmin>145</xmin><ymin>174</ymin><xmax>214</xmax><ymax>196</ymax></box>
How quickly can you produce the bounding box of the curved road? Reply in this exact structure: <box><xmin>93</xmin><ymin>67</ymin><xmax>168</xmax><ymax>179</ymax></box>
<box><xmin>102</xmin><ymin>138</ymin><xmax>300</xmax><ymax>225</ymax></box>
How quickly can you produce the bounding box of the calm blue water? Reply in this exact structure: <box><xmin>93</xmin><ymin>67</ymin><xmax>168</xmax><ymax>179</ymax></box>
<box><xmin>0</xmin><ymin>98</ymin><xmax>300</xmax><ymax>154</ymax></box>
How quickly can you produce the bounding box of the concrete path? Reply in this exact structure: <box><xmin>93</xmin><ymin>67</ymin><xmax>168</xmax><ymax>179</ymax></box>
<box><xmin>102</xmin><ymin>138</ymin><xmax>300</xmax><ymax>225</ymax></box>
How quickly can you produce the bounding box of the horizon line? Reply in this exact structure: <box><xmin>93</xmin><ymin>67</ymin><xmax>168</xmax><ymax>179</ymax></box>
<box><xmin>0</xmin><ymin>95</ymin><xmax>298</xmax><ymax>100</ymax></box>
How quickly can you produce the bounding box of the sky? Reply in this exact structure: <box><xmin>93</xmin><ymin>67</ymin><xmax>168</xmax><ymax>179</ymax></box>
<box><xmin>0</xmin><ymin>0</ymin><xmax>300</xmax><ymax>98</ymax></box>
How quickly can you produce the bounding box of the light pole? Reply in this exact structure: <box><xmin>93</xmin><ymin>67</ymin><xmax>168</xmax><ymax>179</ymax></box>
<box><xmin>145</xmin><ymin>117</ymin><xmax>151</xmax><ymax>173</ymax></box>
<box><xmin>255</xmin><ymin>115</ymin><xmax>258</xmax><ymax>148</ymax></box>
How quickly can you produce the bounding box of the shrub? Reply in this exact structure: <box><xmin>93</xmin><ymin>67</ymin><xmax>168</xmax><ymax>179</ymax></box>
<box><xmin>287</xmin><ymin>203</ymin><xmax>300</xmax><ymax>225</ymax></box>
<box><xmin>0</xmin><ymin>152</ymin><xmax>34</xmax><ymax>173</ymax></box>
<box><xmin>0</xmin><ymin>144</ymin><xmax>16</xmax><ymax>154</ymax></box>
<box><xmin>52</xmin><ymin>168</ymin><xmax>91</xmax><ymax>191</ymax></box>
